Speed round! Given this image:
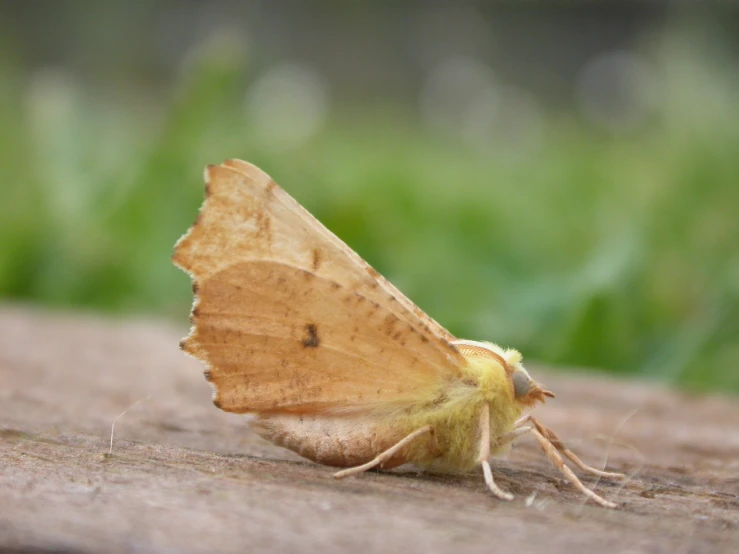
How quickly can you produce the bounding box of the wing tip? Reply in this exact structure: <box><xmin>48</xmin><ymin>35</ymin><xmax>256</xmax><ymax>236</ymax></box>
<box><xmin>173</xmin><ymin>157</ymin><xmax>280</xmax><ymax>275</ymax></box>
<box><xmin>210</xmin><ymin>158</ymin><xmax>273</xmax><ymax>184</ymax></box>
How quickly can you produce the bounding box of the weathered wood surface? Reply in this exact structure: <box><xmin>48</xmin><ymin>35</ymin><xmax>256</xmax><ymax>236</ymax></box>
<box><xmin>1</xmin><ymin>306</ymin><xmax>737</xmax><ymax>553</ymax></box>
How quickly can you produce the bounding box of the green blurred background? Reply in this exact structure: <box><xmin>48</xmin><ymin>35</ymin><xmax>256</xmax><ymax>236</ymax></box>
<box><xmin>1</xmin><ymin>2</ymin><xmax>738</xmax><ymax>393</ymax></box>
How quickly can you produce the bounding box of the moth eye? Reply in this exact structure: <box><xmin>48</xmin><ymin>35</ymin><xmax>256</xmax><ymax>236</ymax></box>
<box><xmin>512</xmin><ymin>371</ymin><xmax>531</xmax><ymax>398</ymax></box>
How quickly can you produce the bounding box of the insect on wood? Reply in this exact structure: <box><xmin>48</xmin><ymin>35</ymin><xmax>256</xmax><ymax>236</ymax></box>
<box><xmin>172</xmin><ymin>159</ymin><xmax>626</xmax><ymax>508</ymax></box>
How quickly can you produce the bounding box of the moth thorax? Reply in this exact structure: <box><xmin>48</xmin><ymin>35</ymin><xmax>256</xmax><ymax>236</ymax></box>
<box><xmin>451</xmin><ymin>340</ymin><xmax>510</xmax><ymax>373</ymax></box>
<box><xmin>451</xmin><ymin>339</ymin><xmax>535</xmax><ymax>399</ymax></box>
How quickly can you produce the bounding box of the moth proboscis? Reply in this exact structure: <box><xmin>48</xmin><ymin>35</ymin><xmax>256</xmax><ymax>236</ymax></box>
<box><xmin>172</xmin><ymin>159</ymin><xmax>626</xmax><ymax>509</ymax></box>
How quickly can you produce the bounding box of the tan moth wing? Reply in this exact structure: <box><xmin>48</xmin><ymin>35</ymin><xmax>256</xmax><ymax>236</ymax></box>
<box><xmin>173</xmin><ymin>160</ymin><xmax>465</xmax><ymax>415</ymax></box>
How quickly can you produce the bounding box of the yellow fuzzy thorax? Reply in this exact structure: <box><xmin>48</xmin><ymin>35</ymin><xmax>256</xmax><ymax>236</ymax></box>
<box><xmin>394</xmin><ymin>347</ymin><xmax>524</xmax><ymax>473</ymax></box>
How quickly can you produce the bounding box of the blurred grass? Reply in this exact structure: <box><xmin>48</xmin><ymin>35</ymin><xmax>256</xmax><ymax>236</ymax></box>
<box><xmin>1</xmin><ymin>31</ymin><xmax>738</xmax><ymax>394</ymax></box>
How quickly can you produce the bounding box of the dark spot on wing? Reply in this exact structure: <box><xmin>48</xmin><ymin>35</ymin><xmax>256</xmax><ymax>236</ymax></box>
<box><xmin>382</xmin><ymin>313</ymin><xmax>400</xmax><ymax>335</ymax></box>
<box><xmin>345</xmin><ymin>292</ymin><xmax>368</xmax><ymax>305</ymax></box>
<box><xmin>302</xmin><ymin>323</ymin><xmax>320</xmax><ymax>348</ymax></box>
<box><xmin>311</xmin><ymin>249</ymin><xmax>322</xmax><ymax>271</ymax></box>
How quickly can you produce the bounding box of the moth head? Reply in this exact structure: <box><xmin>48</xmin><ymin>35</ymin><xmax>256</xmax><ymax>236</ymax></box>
<box><xmin>451</xmin><ymin>339</ymin><xmax>555</xmax><ymax>407</ymax></box>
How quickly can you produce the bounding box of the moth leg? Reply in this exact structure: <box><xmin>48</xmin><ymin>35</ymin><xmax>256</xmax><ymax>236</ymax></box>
<box><xmin>529</xmin><ymin>417</ymin><xmax>626</xmax><ymax>480</ymax></box>
<box><xmin>333</xmin><ymin>425</ymin><xmax>436</xmax><ymax>479</ymax></box>
<box><xmin>478</xmin><ymin>403</ymin><xmax>514</xmax><ymax>501</ymax></box>
<box><xmin>529</xmin><ymin>426</ymin><xmax>618</xmax><ymax>509</ymax></box>
<box><xmin>493</xmin><ymin>425</ymin><xmax>533</xmax><ymax>449</ymax></box>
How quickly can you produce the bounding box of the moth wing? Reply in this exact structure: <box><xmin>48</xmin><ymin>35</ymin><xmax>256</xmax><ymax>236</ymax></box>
<box><xmin>173</xmin><ymin>160</ymin><xmax>465</xmax><ymax>415</ymax></box>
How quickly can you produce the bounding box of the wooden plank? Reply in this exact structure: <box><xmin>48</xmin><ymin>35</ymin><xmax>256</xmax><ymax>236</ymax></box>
<box><xmin>1</xmin><ymin>306</ymin><xmax>737</xmax><ymax>553</ymax></box>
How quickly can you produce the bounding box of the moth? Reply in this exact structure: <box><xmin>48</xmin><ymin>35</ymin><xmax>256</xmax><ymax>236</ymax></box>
<box><xmin>173</xmin><ymin>159</ymin><xmax>625</xmax><ymax>508</ymax></box>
